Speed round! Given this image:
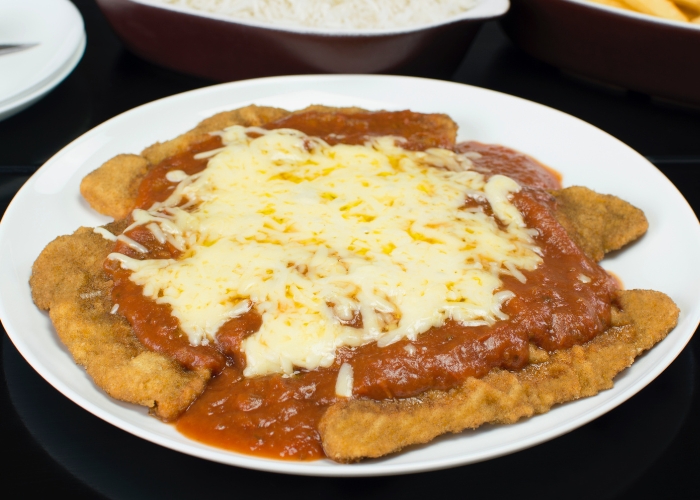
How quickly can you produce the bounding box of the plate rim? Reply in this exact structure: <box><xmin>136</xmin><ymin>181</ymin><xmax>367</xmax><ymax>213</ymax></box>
<box><xmin>1</xmin><ymin>74</ymin><xmax>698</xmax><ymax>477</ymax></box>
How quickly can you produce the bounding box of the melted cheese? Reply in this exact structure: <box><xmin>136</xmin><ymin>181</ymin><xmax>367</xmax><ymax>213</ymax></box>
<box><xmin>110</xmin><ymin>126</ymin><xmax>542</xmax><ymax>377</ymax></box>
<box><xmin>94</xmin><ymin>227</ymin><xmax>117</xmax><ymax>241</ymax></box>
<box><xmin>335</xmin><ymin>363</ymin><xmax>354</xmax><ymax>397</ymax></box>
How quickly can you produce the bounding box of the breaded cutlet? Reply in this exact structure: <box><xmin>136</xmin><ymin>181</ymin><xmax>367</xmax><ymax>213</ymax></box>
<box><xmin>30</xmin><ymin>105</ymin><xmax>677</xmax><ymax>460</ymax></box>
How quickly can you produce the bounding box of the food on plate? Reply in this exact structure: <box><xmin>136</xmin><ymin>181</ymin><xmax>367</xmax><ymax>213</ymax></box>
<box><xmin>157</xmin><ymin>0</ymin><xmax>479</xmax><ymax>30</ymax></box>
<box><xmin>588</xmin><ymin>0</ymin><xmax>633</xmax><ymax>9</ymax></box>
<box><xmin>321</xmin><ymin>289</ymin><xmax>678</xmax><ymax>460</ymax></box>
<box><xmin>587</xmin><ymin>0</ymin><xmax>700</xmax><ymax>22</ymax></box>
<box><xmin>30</xmin><ymin>105</ymin><xmax>679</xmax><ymax>462</ymax></box>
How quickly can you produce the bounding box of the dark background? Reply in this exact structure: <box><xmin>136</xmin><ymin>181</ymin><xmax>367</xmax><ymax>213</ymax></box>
<box><xmin>1</xmin><ymin>1</ymin><xmax>699</xmax><ymax>498</ymax></box>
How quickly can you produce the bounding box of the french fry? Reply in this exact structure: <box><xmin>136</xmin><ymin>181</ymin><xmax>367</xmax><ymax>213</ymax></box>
<box><xmin>588</xmin><ymin>0</ymin><xmax>700</xmax><ymax>22</ymax></box>
<box><xmin>620</xmin><ymin>0</ymin><xmax>688</xmax><ymax>20</ymax></box>
<box><xmin>589</xmin><ymin>0</ymin><xmax>634</xmax><ymax>9</ymax></box>
<box><xmin>677</xmin><ymin>6</ymin><xmax>700</xmax><ymax>18</ymax></box>
<box><xmin>673</xmin><ymin>0</ymin><xmax>700</xmax><ymax>13</ymax></box>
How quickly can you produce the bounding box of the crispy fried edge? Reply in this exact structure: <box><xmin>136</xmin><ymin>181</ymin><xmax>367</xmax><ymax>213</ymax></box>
<box><xmin>551</xmin><ymin>186</ymin><xmax>649</xmax><ymax>262</ymax></box>
<box><xmin>318</xmin><ymin>289</ymin><xmax>679</xmax><ymax>462</ymax></box>
<box><xmin>80</xmin><ymin>154</ymin><xmax>150</xmax><ymax>221</ymax></box>
<box><xmin>30</xmin><ymin>222</ymin><xmax>209</xmax><ymax>421</ymax></box>
<box><xmin>318</xmin><ymin>188</ymin><xmax>666</xmax><ymax>462</ymax></box>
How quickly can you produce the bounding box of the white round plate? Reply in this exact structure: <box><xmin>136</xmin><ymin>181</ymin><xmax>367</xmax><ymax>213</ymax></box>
<box><xmin>1</xmin><ymin>75</ymin><xmax>698</xmax><ymax>476</ymax></box>
<box><xmin>0</xmin><ymin>0</ymin><xmax>85</xmax><ymax>121</ymax></box>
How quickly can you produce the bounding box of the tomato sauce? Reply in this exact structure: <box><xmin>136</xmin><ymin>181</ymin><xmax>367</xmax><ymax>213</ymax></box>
<box><xmin>263</xmin><ymin>109</ymin><xmax>455</xmax><ymax>151</ymax></box>
<box><xmin>104</xmin><ymin>111</ymin><xmax>618</xmax><ymax>460</ymax></box>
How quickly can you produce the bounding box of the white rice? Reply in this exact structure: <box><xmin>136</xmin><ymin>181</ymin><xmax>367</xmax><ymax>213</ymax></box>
<box><xmin>158</xmin><ymin>0</ymin><xmax>479</xmax><ymax>30</ymax></box>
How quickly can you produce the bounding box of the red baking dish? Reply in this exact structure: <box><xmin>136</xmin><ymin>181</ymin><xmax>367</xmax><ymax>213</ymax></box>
<box><xmin>95</xmin><ymin>0</ymin><xmax>510</xmax><ymax>81</ymax></box>
<box><xmin>501</xmin><ymin>0</ymin><xmax>700</xmax><ymax>106</ymax></box>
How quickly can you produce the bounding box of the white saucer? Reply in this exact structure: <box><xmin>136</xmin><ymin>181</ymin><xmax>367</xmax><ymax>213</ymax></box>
<box><xmin>0</xmin><ymin>0</ymin><xmax>85</xmax><ymax>121</ymax></box>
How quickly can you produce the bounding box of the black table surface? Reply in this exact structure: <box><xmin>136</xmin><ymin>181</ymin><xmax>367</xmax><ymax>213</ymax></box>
<box><xmin>1</xmin><ymin>1</ymin><xmax>699</xmax><ymax>498</ymax></box>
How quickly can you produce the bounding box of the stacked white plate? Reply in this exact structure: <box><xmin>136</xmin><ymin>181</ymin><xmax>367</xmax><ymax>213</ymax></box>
<box><xmin>0</xmin><ymin>0</ymin><xmax>85</xmax><ymax>121</ymax></box>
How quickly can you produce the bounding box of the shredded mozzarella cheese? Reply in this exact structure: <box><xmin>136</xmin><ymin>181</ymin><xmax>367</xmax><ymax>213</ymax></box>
<box><xmin>110</xmin><ymin>126</ymin><xmax>542</xmax><ymax>378</ymax></box>
<box><xmin>335</xmin><ymin>362</ymin><xmax>354</xmax><ymax>397</ymax></box>
<box><xmin>94</xmin><ymin>227</ymin><xmax>117</xmax><ymax>241</ymax></box>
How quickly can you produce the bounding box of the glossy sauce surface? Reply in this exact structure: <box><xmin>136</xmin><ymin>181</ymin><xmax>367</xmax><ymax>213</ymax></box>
<box><xmin>263</xmin><ymin>109</ymin><xmax>455</xmax><ymax>150</ymax></box>
<box><xmin>104</xmin><ymin>111</ymin><xmax>618</xmax><ymax>460</ymax></box>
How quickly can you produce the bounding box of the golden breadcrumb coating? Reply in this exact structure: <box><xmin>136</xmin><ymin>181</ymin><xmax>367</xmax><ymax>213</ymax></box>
<box><xmin>318</xmin><ymin>290</ymin><xmax>678</xmax><ymax>462</ymax></box>
<box><xmin>80</xmin><ymin>155</ymin><xmax>150</xmax><ymax>220</ymax></box>
<box><xmin>30</xmin><ymin>105</ymin><xmax>677</xmax><ymax>459</ymax></box>
<box><xmin>30</xmin><ymin>222</ymin><xmax>209</xmax><ymax>420</ymax></box>
<box><xmin>551</xmin><ymin>186</ymin><xmax>649</xmax><ymax>262</ymax></box>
